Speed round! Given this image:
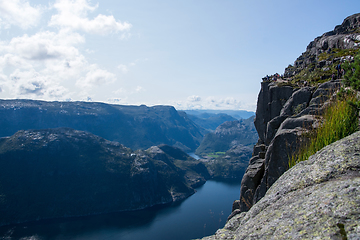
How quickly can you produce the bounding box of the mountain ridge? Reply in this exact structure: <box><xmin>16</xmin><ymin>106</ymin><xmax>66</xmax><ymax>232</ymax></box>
<box><xmin>0</xmin><ymin>127</ymin><xmax>210</xmax><ymax>227</ymax></box>
<box><xmin>0</xmin><ymin>99</ymin><xmax>204</xmax><ymax>152</ymax></box>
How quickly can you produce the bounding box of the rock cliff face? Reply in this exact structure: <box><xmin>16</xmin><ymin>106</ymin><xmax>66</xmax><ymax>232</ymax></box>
<box><xmin>238</xmin><ymin>79</ymin><xmax>341</xmax><ymax>212</ymax></box>
<box><xmin>201</xmin><ymin>131</ymin><xmax>360</xmax><ymax>239</ymax></box>
<box><xmin>0</xmin><ymin>99</ymin><xmax>203</xmax><ymax>152</ymax></box>
<box><xmin>199</xmin><ymin>13</ymin><xmax>360</xmax><ymax>240</ymax></box>
<box><xmin>238</xmin><ymin>13</ymin><xmax>360</xmax><ymax>213</ymax></box>
<box><xmin>0</xmin><ymin>128</ymin><xmax>209</xmax><ymax>226</ymax></box>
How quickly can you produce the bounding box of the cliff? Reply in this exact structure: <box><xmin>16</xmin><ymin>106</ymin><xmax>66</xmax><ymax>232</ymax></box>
<box><xmin>238</xmin><ymin>79</ymin><xmax>341</xmax><ymax>212</ymax></box>
<box><xmin>239</xmin><ymin>12</ymin><xmax>360</xmax><ymax>213</ymax></box>
<box><xmin>0</xmin><ymin>99</ymin><xmax>203</xmax><ymax>152</ymax></box>
<box><xmin>0</xmin><ymin>128</ymin><xmax>209</xmax><ymax>226</ymax></box>
<box><xmin>201</xmin><ymin>131</ymin><xmax>360</xmax><ymax>239</ymax></box>
<box><xmin>199</xmin><ymin>13</ymin><xmax>360</xmax><ymax>240</ymax></box>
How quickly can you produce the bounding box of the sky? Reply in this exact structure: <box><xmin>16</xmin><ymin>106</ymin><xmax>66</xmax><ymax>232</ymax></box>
<box><xmin>0</xmin><ymin>0</ymin><xmax>359</xmax><ymax>111</ymax></box>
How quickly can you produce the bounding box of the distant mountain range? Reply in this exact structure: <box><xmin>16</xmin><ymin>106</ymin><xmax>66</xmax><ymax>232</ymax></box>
<box><xmin>185</xmin><ymin>113</ymin><xmax>237</xmax><ymax>131</ymax></box>
<box><xmin>184</xmin><ymin>109</ymin><xmax>255</xmax><ymax>120</ymax></box>
<box><xmin>196</xmin><ymin>116</ymin><xmax>258</xmax><ymax>155</ymax></box>
<box><xmin>0</xmin><ymin>99</ymin><xmax>203</xmax><ymax>152</ymax></box>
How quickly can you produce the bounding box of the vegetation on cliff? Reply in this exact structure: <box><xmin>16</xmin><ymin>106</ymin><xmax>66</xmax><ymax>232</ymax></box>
<box><xmin>286</xmin><ymin>20</ymin><xmax>360</xmax><ymax>167</ymax></box>
<box><xmin>289</xmin><ymin>92</ymin><xmax>359</xmax><ymax>167</ymax></box>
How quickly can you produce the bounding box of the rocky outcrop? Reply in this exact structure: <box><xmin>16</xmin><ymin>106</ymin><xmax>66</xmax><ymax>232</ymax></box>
<box><xmin>0</xmin><ymin>99</ymin><xmax>203</xmax><ymax>152</ymax></box>
<box><xmin>237</xmin><ymin>13</ymin><xmax>360</xmax><ymax>213</ymax></box>
<box><xmin>238</xmin><ymin>79</ymin><xmax>341</xmax><ymax>213</ymax></box>
<box><xmin>201</xmin><ymin>131</ymin><xmax>360</xmax><ymax>240</ymax></box>
<box><xmin>0</xmin><ymin>128</ymin><xmax>209</xmax><ymax>226</ymax></box>
<box><xmin>285</xmin><ymin>13</ymin><xmax>360</xmax><ymax>78</ymax></box>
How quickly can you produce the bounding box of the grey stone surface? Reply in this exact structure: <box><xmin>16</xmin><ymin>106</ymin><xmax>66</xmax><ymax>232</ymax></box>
<box><xmin>200</xmin><ymin>131</ymin><xmax>360</xmax><ymax>240</ymax></box>
<box><xmin>239</xmin><ymin>79</ymin><xmax>341</xmax><ymax>213</ymax></box>
<box><xmin>285</xmin><ymin>13</ymin><xmax>360</xmax><ymax>78</ymax></box>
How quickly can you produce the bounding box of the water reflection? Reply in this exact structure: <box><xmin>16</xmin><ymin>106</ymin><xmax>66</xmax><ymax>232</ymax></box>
<box><xmin>0</xmin><ymin>180</ymin><xmax>240</xmax><ymax>240</ymax></box>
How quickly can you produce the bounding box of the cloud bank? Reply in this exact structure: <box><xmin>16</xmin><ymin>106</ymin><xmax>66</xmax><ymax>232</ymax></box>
<box><xmin>49</xmin><ymin>0</ymin><xmax>132</xmax><ymax>35</ymax></box>
<box><xmin>173</xmin><ymin>95</ymin><xmax>257</xmax><ymax>111</ymax></box>
<box><xmin>0</xmin><ymin>0</ymin><xmax>131</xmax><ymax>101</ymax></box>
<box><xmin>0</xmin><ymin>0</ymin><xmax>42</xmax><ymax>29</ymax></box>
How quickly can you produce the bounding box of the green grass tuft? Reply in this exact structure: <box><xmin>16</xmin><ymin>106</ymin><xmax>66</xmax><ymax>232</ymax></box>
<box><xmin>289</xmin><ymin>93</ymin><xmax>359</xmax><ymax>168</ymax></box>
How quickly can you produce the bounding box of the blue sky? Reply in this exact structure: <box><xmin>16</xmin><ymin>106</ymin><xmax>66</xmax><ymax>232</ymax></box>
<box><xmin>0</xmin><ymin>0</ymin><xmax>359</xmax><ymax>111</ymax></box>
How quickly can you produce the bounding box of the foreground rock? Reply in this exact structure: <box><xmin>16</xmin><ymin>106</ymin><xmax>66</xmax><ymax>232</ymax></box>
<box><xmin>201</xmin><ymin>131</ymin><xmax>360</xmax><ymax>240</ymax></box>
<box><xmin>0</xmin><ymin>128</ymin><xmax>209</xmax><ymax>226</ymax></box>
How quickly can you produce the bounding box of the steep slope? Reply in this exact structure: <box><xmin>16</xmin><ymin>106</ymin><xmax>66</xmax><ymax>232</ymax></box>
<box><xmin>0</xmin><ymin>100</ymin><xmax>203</xmax><ymax>152</ymax></box>
<box><xmin>238</xmin><ymin>13</ymin><xmax>360</xmax><ymax>213</ymax></box>
<box><xmin>202</xmin><ymin>145</ymin><xmax>252</xmax><ymax>179</ymax></box>
<box><xmin>201</xmin><ymin>131</ymin><xmax>360</xmax><ymax>240</ymax></box>
<box><xmin>0</xmin><ymin>128</ymin><xmax>209</xmax><ymax>226</ymax></box>
<box><xmin>194</xmin><ymin>116</ymin><xmax>257</xmax><ymax>179</ymax></box>
<box><xmin>196</xmin><ymin>116</ymin><xmax>258</xmax><ymax>155</ymax></box>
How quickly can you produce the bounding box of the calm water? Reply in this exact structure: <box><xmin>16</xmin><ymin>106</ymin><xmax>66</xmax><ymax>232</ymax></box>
<box><xmin>0</xmin><ymin>180</ymin><xmax>241</xmax><ymax>240</ymax></box>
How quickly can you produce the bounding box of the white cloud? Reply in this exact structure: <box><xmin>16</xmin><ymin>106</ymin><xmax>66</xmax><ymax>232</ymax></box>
<box><xmin>135</xmin><ymin>86</ymin><xmax>144</xmax><ymax>92</ymax></box>
<box><xmin>0</xmin><ymin>0</ymin><xmax>42</xmax><ymax>29</ymax></box>
<box><xmin>117</xmin><ymin>59</ymin><xmax>147</xmax><ymax>74</ymax></box>
<box><xmin>49</xmin><ymin>0</ymin><xmax>132</xmax><ymax>35</ymax></box>
<box><xmin>76</xmin><ymin>66</ymin><xmax>116</xmax><ymax>89</ymax></box>
<box><xmin>0</xmin><ymin>1</ymin><xmax>130</xmax><ymax>101</ymax></box>
<box><xmin>117</xmin><ymin>64</ymin><xmax>129</xmax><ymax>73</ymax></box>
<box><xmin>6</xmin><ymin>69</ymin><xmax>68</xmax><ymax>99</ymax></box>
<box><xmin>0</xmin><ymin>28</ymin><xmax>118</xmax><ymax>100</ymax></box>
<box><xmin>173</xmin><ymin>95</ymin><xmax>257</xmax><ymax>111</ymax></box>
<box><xmin>187</xmin><ymin>95</ymin><xmax>201</xmax><ymax>102</ymax></box>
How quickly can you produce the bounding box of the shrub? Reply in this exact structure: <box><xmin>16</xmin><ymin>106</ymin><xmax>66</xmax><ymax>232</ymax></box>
<box><xmin>343</xmin><ymin>52</ymin><xmax>360</xmax><ymax>90</ymax></box>
<box><xmin>289</xmin><ymin>93</ymin><xmax>359</xmax><ymax>168</ymax></box>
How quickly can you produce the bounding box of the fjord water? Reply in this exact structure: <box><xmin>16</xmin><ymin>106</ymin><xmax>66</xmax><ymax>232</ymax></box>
<box><xmin>0</xmin><ymin>180</ymin><xmax>240</xmax><ymax>240</ymax></box>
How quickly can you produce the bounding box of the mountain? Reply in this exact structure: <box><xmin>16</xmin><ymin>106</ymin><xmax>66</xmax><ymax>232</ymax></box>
<box><xmin>195</xmin><ymin>116</ymin><xmax>258</xmax><ymax>155</ymax></box>
<box><xmin>0</xmin><ymin>99</ymin><xmax>203</xmax><ymax>152</ymax></box>
<box><xmin>194</xmin><ymin>116</ymin><xmax>257</xmax><ymax>179</ymax></box>
<box><xmin>200</xmin><ymin>13</ymin><xmax>360</xmax><ymax>240</ymax></box>
<box><xmin>0</xmin><ymin>128</ymin><xmax>210</xmax><ymax>226</ymax></box>
<box><xmin>186</xmin><ymin>112</ymin><xmax>237</xmax><ymax>131</ymax></box>
<box><xmin>184</xmin><ymin>110</ymin><xmax>255</xmax><ymax>120</ymax></box>
<box><xmin>201</xmin><ymin>145</ymin><xmax>253</xmax><ymax>179</ymax></box>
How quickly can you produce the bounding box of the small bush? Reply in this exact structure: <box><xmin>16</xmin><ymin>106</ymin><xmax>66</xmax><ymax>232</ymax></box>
<box><xmin>343</xmin><ymin>52</ymin><xmax>360</xmax><ymax>90</ymax></box>
<box><xmin>289</xmin><ymin>93</ymin><xmax>359</xmax><ymax>168</ymax></box>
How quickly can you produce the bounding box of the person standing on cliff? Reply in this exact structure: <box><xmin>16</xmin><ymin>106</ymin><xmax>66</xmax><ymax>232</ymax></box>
<box><xmin>336</xmin><ymin>63</ymin><xmax>342</xmax><ymax>79</ymax></box>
